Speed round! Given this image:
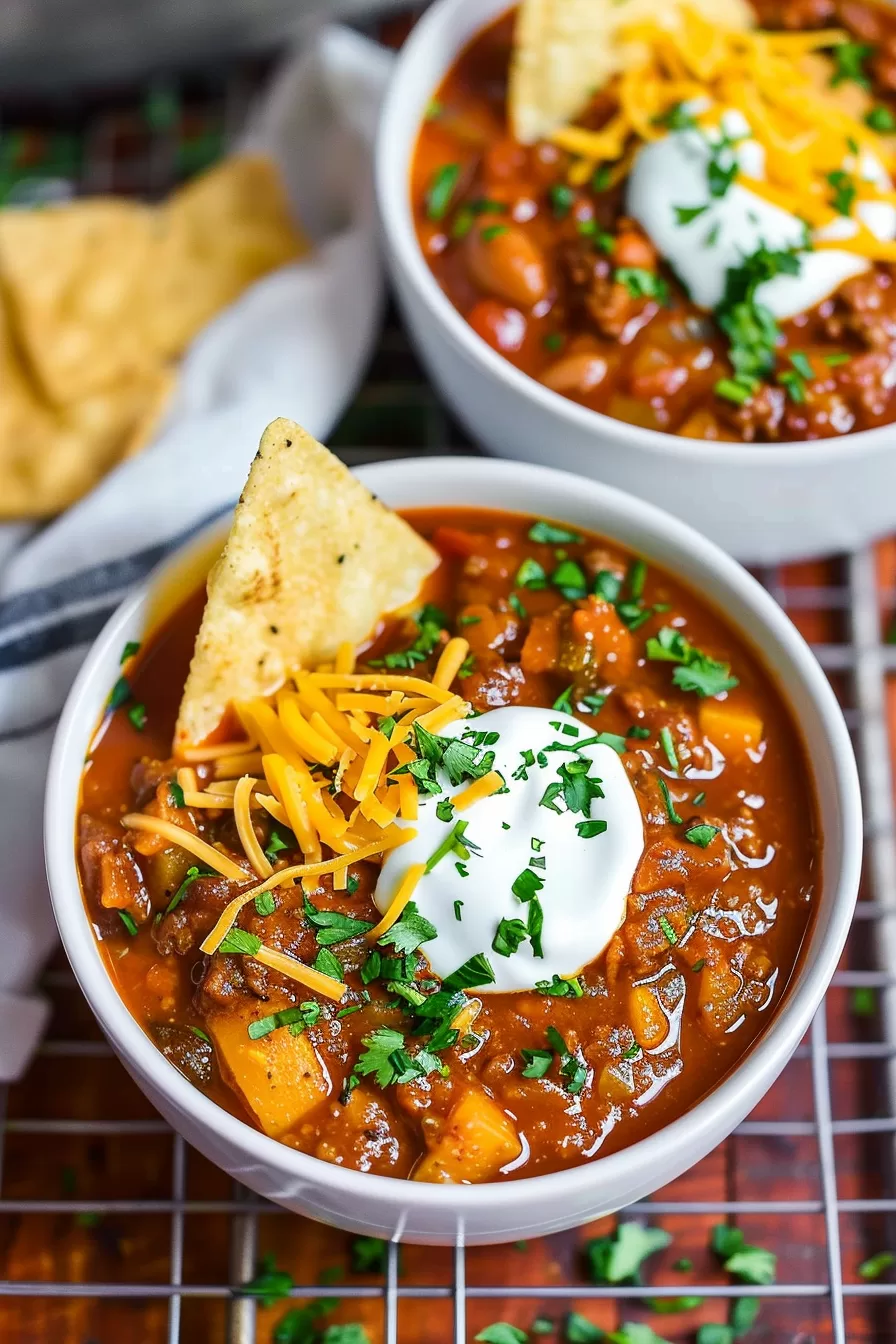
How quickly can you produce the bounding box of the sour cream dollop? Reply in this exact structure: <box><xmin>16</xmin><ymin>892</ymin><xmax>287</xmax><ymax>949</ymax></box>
<box><xmin>374</xmin><ymin>706</ymin><xmax>645</xmax><ymax>993</ymax></box>
<box><xmin>626</xmin><ymin>111</ymin><xmax>896</xmax><ymax>319</ymax></box>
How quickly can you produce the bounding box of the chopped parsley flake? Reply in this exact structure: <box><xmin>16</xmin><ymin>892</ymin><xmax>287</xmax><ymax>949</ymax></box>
<box><xmin>425</xmin><ymin>163</ymin><xmax>460</xmax><ymax>220</ymax></box>
<box><xmin>248</xmin><ymin>1001</ymin><xmax>320</xmax><ymax>1040</ymax></box>
<box><xmin>314</xmin><ymin>947</ymin><xmax>344</xmax><ymax>980</ymax></box>
<box><xmin>493</xmin><ymin>916</ymin><xmax>529</xmax><ymax>958</ymax></box>
<box><xmin>545</xmin><ymin>1025</ymin><xmax>587</xmax><ymax>1095</ymax></box>
<box><xmin>674</xmin><ymin>203</ymin><xmax>709</xmax><ymax>225</ymax></box>
<box><xmin>536</xmin><ymin>974</ymin><xmax>584</xmax><ymax>998</ymax></box>
<box><xmin>515</xmin><ymin>557</ymin><xmax>548</xmax><ymax>589</ymax></box>
<box><xmin>659</xmin><ymin>726</ymin><xmax>678</xmax><ymax>772</ymax></box>
<box><xmin>528</xmin><ymin>520</ymin><xmax>583</xmax><ymax>545</ymax></box>
<box><xmin>168</xmin><ymin>780</ymin><xmax>185</xmax><ymax>808</ymax></box>
<box><xmin>254</xmin><ymin>890</ymin><xmax>276</xmax><ymax>917</ymax></box>
<box><xmin>684</xmin><ymin>823</ymin><xmax>721</xmax><ymax>848</ymax></box>
<box><xmin>713</xmin><ymin>243</ymin><xmax>802</xmax><ymax>406</ymax></box>
<box><xmin>867</xmin><ymin>105</ymin><xmax>896</xmax><ymax>132</ymax></box>
<box><xmin>615</xmin><ymin>267</ymin><xmax>669</xmax><ymax>303</ymax></box>
<box><xmin>303</xmin><ymin>896</ymin><xmax>374</xmax><ymax>945</ymax></box>
<box><xmin>443</xmin><ymin>952</ymin><xmax>496</xmax><ymax>991</ymax></box>
<box><xmin>509</xmin><ymin>592</ymin><xmax>528</xmax><ymax>620</ymax></box>
<box><xmin>658</xmin><ymin>914</ymin><xmax>678</xmax><ymax>946</ymax></box>
<box><xmin>118</xmin><ymin>910</ymin><xmax>138</xmax><ymax>936</ymax></box>
<box><xmin>120</xmin><ymin>640</ymin><xmax>141</xmax><ymax>664</ymax></box>
<box><xmin>646</xmin><ymin>625</ymin><xmax>738</xmax><ymax>698</ymax></box>
<box><xmin>107</xmin><ymin>676</ymin><xmax>131</xmax><ymax>710</ymax></box>
<box><xmin>831</xmin><ymin>40</ymin><xmax>875</xmax><ymax>90</ymax></box>
<box><xmin>377</xmin><ymin>902</ymin><xmax>437</xmax><ymax>955</ymax></box>
<box><xmin>576</xmin><ymin>819</ymin><xmax>608</xmax><ymax>839</ymax></box>
<box><xmin>127</xmin><ymin>703</ymin><xmax>147</xmax><ymax>731</ymax></box>
<box><xmin>658</xmin><ymin>776</ymin><xmax>683</xmax><ymax>825</ymax></box>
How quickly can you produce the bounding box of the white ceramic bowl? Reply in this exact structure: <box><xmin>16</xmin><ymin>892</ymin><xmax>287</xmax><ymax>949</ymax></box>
<box><xmin>375</xmin><ymin>0</ymin><xmax>896</xmax><ymax>565</ymax></box>
<box><xmin>45</xmin><ymin>456</ymin><xmax>861</xmax><ymax>1245</ymax></box>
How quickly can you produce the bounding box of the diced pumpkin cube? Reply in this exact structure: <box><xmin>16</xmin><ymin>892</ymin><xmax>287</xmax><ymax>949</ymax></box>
<box><xmin>412</xmin><ymin>1087</ymin><xmax>521</xmax><ymax>1184</ymax></box>
<box><xmin>208</xmin><ymin>1001</ymin><xmax>329</xmax><ymax>1138</ymax></box>
<box><xmin>698</xmin><ymin>698</ymin><xmax>763</xmax><ymax>758</ymax></box>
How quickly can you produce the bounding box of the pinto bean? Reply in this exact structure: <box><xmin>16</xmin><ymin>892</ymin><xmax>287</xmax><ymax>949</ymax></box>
<box><xmin>464</xmin><ymin>223</ymin><xmax>548</xmax><ymax>307</ymax></box>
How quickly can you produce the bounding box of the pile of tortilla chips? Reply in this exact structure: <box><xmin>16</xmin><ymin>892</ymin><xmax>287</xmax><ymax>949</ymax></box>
<box><xmin>0</xmin><ymin>154</ymin><xmax>308</xmax><ymax>519</ymax></box>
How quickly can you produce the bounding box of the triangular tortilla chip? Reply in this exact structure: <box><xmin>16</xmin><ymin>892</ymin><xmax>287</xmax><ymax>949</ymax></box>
<box><xmin>175</xmin><ymin>419</ymin><xmax>439</xmax><ymax>749</ymax></box>
<box><xmin>509</xmin><ymin>0</ymin><xmax>754</xmax><ymax>144</ymax></box>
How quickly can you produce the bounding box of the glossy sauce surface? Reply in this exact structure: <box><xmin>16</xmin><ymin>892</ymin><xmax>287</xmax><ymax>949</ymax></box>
<box><xmin>411</xmin><ymin>1</ymin><xmax>896</xmax><ymax>442</ymax></box>
<box><xmin>78</xmin><ymin>509</ymin><xmax>819</xmax><ymax>1181</ymax></box>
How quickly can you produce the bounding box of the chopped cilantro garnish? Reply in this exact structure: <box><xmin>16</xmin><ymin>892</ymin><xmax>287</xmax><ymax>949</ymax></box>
<box><xmin>658</xmin><ymin>914</ymin><xmax>678</xmax><ymax>946</ymax></box>
<box><xmin>425</xmin><ymin>163</ymin><xmax>460</xmax><ymax>220</ymax></box>
<box><xmin>454</xmin><ymin>900</ymin><xmax>464</xmax><ymax>921</ymax></box>
<box><xmin>313</xmin><ymin>947</ymin><xmax>344</xmax><ymax>980</ymax></box>
<box><xmin>693</xmin><ymin>790</ymin><xmax>706</xmax><ymax>806</ymax></box>
<box><xmin>645</xmin><ymin>625</ymin><xmax>738</xmax><ymax>698</ymax></box>
<box><xmin>713</xmin><ymin>243</ymin><xmax>802</xmax><ymax>405</ymax></box>
<box><xmin>591</xmin><ymin>163</ymin><xmax>612</xmax><ymax>191</ymax></box>
<box><xmin>264</xmin><ymin>828</ymin><xmax>293</xmax><ymax>861</ymax></box>
<box><xmin>107</xmin><ymin>676</ymin><xmax>130</xmax><ymax>710</ymax></box>
<box><xmin>377</xmin><ymin>902</ymin><xmax>437</xmax><ymax>954</ymax></box>
<box><xmin>539</xmin><ymin>781</ymin><xmax>564</xmax><ymax>812</ymax></box>
<box><xmin>658</xmin><ymin>777</ymin><xmax>683</xmax><ymax>825</ymax></box>
<box><xmin>684</xmin><ymin>823</ymin><xmax>720</xmax><ymax>848</ymax></box>
<box><xmin>493</xmin><ymin>917</ymin><xmax>529</xmax><ymax>958</ymax></box>
<box><xmin>347</xmin><ymin>872</ymin><xmax>359</xmax><ymax>895</ymax></box>
<box><xmin>372</xmin><ymin>604</ymin><xmax>447</xmax><ymax>671</ymax></box>
<box><xmin>615</xmin><ymin>267</ymin><xmax>669</xmax><ymax>303</ymax></box>
<box><xmin>659</xmin><ymin>726</ymin><xmax>678</xmax><ymax>772</ymax></box>
<box><xmin>436</xmin><ymin>797</ymin><xmax>455</xmax><ymax>823</ymax></box>
<box><xmin>379</xmin><ymin>715</ymin><xmax>397</xmax><ymax>739</ymax></box>
<box><xmin>824</xmin><ymin>351</ymin><xmax>851</xmax><ymax>366</ymax></box>
<box><xmin>120</xmin><ymin>640</ymin><xmax>141</xmax><ymax>664</ymax></box>
<box><xmin>521</xmin><ymin>1047</ymin><xmax>553</xmax><ymax>1078</ymax></box>
<box><xmin>354</xmin><ymin>1026</ymin><xmax>434</xmax><ymax>1088</ymax></box>
<box><xmin>515</xmin><ymin>557</ymin><xmax>548</xmax><ymax>589</ymax></box>
<box><xmin>543</xmin><ymin>332</ymin><xmax>565</xmax><ymax>352</ymax></box>
<box><xmin>674</xmin><ymin>203</ymin><xmax>708</xmax><ymax>225</ymax></box>
<box><xmin>512</xmin><ymin>866</ymin><xmax>545</xmax><ymax>902</ymax></box>
<box><xmin>593</xmin><ymin>569</ymin><xmax>622</xmax><ymax>602</ymax></box>
<box><xmin>586</xmin><ymin>1222</ymin><xmax>672</xmax><ymax>1284</ymax></box>
<box><xmin>536</xmin><ymin>974</ymin><xmax>584</xmax><ymax>997</ymax></box>
<box><xmin>582</xmin><ymin>693</ymin><xmax>606</xmax><ymax>714</ymax></box>
<box><xmin>509</xmin><ymin>592</ymin><xmax>528</xmax><ymax>620</ymax></box>
<box><xmin>440</xmin><ymin>954</ymin><xmax>495</xmax><ymax>994</ymax></box>
<box><xmin>653</xmin><ymin>102</ymin><xmax>697</xmax><ymax>131</ymax></box>
<box><xmin>303</xmin><ymin>896</ymin><xmax>374</xmax><ymax>945</ymax></box>
<box><xmin>859</xmin><ymin>1251</ymin><xmax>896</xmax><ymax>1280</ymax></box>
<box><xmin>576</xmin><ymin>819</ymin><xmax>608</xmax><ymax>839</ymax></box>
<box><xmin>867</xmin><ymin>105</ymin><xmax>896</xmax><ymax>132</ymax></box>
<box><xmin>220</xmin><ymin>928</ymin><xmax>262</xmax><ymax>956</ymax></box>
<box><xmin>552</xmin><ymin>685</ymin><xmax>574</xmax><ymax>712</ymax></box>
<box><xmin>830</xmin><ymin>40</ymin><xmax>875</xmax><ymax>90</ymax></box>
<box><xmin>545</xmin><ymin>1025</ymin><xmax>587</xmax><ymax>1094</ymax></box>
<box><xmin>549</xmin><ymin>183</ymin><xmax>575</xmax><ymax>218</ymax></box>
<box><xmin>710</xmin><ymin>1224</ymin><xmax>777</xmax><ymax>1284</ymax></box>
<box><xmin>168</xmin><ymin>780</ymin><xmax>185</xmax><ymax>808</ymax></box>
<box><xmin>475</xmin><ymin>1327</ymin><xmax>528</xmax><ymax>1344</ymax></box>
<box><xmin>528</xmin><ymin>520</ymin><xmax>583</xmax><ymax>545</ymax></box>
<box><xmin>248</xmin><ymin>1001</ymin><xmax>320</xmax><ymax>1040</ymax></box>
<box><xmin>628</xmin><ymin>725</ymin><xmax>651</xmax><ymax>740</ymax></box>
<box><xmin>527</xmin><ymin>895</ymin><xmax>545</xmax><ymax>958</ymax></box>
<box><xmin>481</xmin><ymin>223</ymin><xmax>509</xmax><ymax>242</ymax></box>
<box><xmin>551</xmin><ymin>558</ymin><xmax>588</xmax><ymax>599</ymax></box>
<box><xmin>827</xmin><ymin>168</ymin><xmax>856</xmax><ymax>217</ymax></box>
<box><xmin>458</xmin><ymin>653</ymin><xmax>476</xmax><ymax>678</ymax></box>
<box><xmin>239</xmin><ymin>1253</ymin><xmax>294</xmax><ymax>1307</ymax></box>
<box><xmin>118</xmin><ymin>910</ymin><xmax>138</xmax><ymax>936</ymax></box>
<box><xmin>165</xmin><ymin>865</ymin><xmax>208</xmax><ymax>914</ymax></box>
<box><xmin>254</xmin><ymin>890</ymin><xmax>276</xmax><ymax>917</ymax></box>
<box><xmin>127</xmin><ymin>703</ymin><xmax>147</xmax><ymax>731</ymax></box>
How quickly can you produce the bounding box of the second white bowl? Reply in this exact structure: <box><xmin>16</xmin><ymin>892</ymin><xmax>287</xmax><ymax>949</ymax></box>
<box><xmin>375</xmin><ymin>0</ymin><xmax>896</xmax><ymax>565</ymax></box>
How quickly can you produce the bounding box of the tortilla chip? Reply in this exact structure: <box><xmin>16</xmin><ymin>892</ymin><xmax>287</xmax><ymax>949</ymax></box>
<box><xmin>147</xmin><ymin>154</ymin><xmax>310</xmax><ymax>359</ymax></box>
<box><xmin>0</xmin><ymin>199</ymin><xmax>161</xmax><ymax>406</ymax></box>
<box><xmin>175</xmin><ymin>419</ymin><xmax>439</xmax><ymax>750</ymax></box>
<box><xmin>509</xmin><ymin>0</ymin><xmax>754</xmax><ymax>143</ymax></box>
<box><xmin>0</xmin><ymin>305</ymin><xmax>170</xmax><ymax>519</ymax></box>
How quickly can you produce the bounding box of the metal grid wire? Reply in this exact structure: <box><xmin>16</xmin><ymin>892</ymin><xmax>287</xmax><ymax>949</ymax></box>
<box><xmin>3</xmin><ymin>43</ymin><xmax>896</xmax><ymax>1344</ymax></box>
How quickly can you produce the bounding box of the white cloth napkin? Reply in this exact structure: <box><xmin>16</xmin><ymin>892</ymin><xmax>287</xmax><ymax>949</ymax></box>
<box><xmin>0</xmin><ymin>26</ymin><xmax>393</xmax><ymax>1081</ymax></box>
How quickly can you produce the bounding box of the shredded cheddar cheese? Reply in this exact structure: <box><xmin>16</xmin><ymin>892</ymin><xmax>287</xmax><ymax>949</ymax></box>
<box><xmin>546</xmin><ymin>6</ymin><xmax>896</xmax><ymax>256</ymax></box>
<box><xmin>234</xmin><ymin>775</ymin><xmax>272</xmax><ymax>879</ymax></box>
<box><xmin>368</xmin><ymin>862</ymin><xmax>427</xmax><ymax>941</ymax></box>
<box><xmin>121</xmin><ymin>814</ymin><xmax>249</xmax><ymax>882</ymax></box>
<box><xmin>452</xmin><ymin>770</ymin><xmax>506</xmax><ymax>812</ymax></box>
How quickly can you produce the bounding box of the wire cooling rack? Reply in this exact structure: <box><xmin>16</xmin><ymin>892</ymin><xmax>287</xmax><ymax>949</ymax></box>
<box><xmin>3</xmin><ymin>38</ymin><xmax>896</xmax><ymax>1344</ymax></box>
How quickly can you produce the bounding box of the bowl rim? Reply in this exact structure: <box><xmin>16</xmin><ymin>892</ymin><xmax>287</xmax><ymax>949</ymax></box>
<box><xmin>45</xmin><ymin>454</ymin><xmax>863</xmax><ymax>1219</ymax></box>
<box><xmin>374</xmin><ymin>0</ymin><xmax>896</xmax><ymax>468</ymax></box>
